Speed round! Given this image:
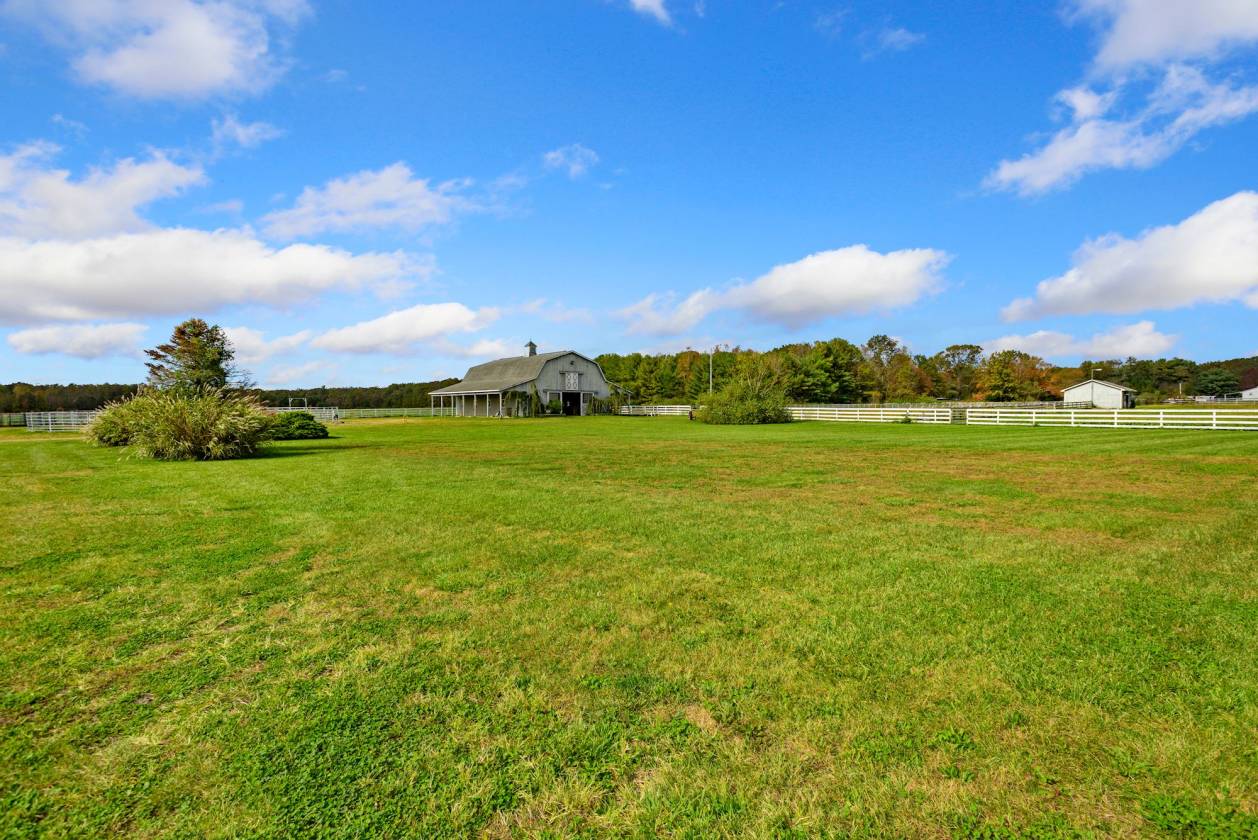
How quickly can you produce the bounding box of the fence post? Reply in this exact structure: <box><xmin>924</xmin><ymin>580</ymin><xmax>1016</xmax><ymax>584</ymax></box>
<box><xmin>1159</xmin><ymin>410</ymin><xmax>1164</xmax><ymax>428</ymax></box>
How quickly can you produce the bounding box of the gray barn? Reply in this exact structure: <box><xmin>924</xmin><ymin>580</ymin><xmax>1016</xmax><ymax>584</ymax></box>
<box><xmin>430</xmin><ymin>342</ymin><xmax>615</xmax><ymax>417</ymax></box>
<box><xmin>1062</xmin><ymin>378</ymin><xmax>1136</xmax><ymax>409</ymax></box>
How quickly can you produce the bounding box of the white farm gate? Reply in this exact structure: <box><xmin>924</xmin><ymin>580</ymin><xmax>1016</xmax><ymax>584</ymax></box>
<box><xmin>25</xmin><ymin>411</ymin><xmax>99</xmax><ymax>432</ymax></box>
<box><xmin>266</xmin><ymin>406</ymin><xmax>341</xmax><ymax>422</ymax></box>
<box><xmin>965</xmin><ymin>408</ymin><xmax>1258</xmax><ymax>431</ymax></box>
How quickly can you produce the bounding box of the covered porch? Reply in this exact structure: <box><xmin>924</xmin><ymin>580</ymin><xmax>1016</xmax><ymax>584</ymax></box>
<box><xmin>430</xmin><ymin>389</ymin><xmax>532</xmax><ymax>417</ymax></box>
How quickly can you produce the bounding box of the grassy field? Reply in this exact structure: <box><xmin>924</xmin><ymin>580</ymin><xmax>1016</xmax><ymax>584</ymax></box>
<box><xmin>2</xmin><ymin>418</ymin><xmax>1257</xmax><ymax>838</ymax></box>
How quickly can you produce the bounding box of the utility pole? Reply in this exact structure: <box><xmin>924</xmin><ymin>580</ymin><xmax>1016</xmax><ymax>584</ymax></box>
<box><xmin>709</xmin><ymin>347</ymin><xmax>713</xmax><ymax>394</ymax></box>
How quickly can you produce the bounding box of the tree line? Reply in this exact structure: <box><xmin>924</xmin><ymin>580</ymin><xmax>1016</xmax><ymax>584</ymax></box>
<box><xmin>4</xmin><ymin>334</ymin><xmax>1254</xmax><ymax>412</ymax></box>
<box><xmin>595</xmin><ymin>336</ymin><xmax>1258</xmax><ymax>404</ymax></box>
<box><xmin>0</xmin><ymin>380</ymin><xmax>461</xmax><ymax>413</ymax></box>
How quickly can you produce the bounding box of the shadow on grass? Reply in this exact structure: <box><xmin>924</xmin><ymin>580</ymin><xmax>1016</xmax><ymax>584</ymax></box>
<box><xmin>254</xmin><ymin>439</ymin><xmax>374</xmax><ymax>459</ymax></box>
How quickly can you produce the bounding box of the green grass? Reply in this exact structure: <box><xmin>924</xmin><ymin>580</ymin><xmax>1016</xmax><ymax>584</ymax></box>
<box><xmin>2</xmin><ymin>418</ymin><xmax>1257</xmax><ymax>838</ymax></box>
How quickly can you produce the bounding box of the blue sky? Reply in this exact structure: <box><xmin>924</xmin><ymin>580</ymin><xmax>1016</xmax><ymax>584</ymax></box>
<box><xmin>2</xmin><ymin>0</ymin><xmax>1257</xmax><ymax>387</ymax></box>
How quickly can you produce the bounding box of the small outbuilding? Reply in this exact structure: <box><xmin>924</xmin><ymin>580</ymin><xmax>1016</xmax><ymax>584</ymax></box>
<box><xmin>430</xmin><ymin>342</ymin><xmax>616</xmax><ymax>417</ymax></box>
<box><xmin>1242</xmin><ymin>385</ymin><xmax>1258</xmax><ymax>400</ymax></box>
<box><xmin>1062</xmin><ymin>378</ymin><xmax>1136</xmax><ymax>409</ymax></box>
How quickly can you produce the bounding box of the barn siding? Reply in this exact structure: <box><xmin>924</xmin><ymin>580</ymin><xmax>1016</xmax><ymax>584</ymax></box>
<box><xmin>537</xmin><ymin>353</ymin><xmax>612</xmax><ymax>398</ymax></box>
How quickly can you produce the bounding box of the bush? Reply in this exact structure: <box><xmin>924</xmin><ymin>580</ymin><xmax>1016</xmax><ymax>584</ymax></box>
<box><xmin>269</xmin><ymin>411</ymin><xmax>329</xmax><ymax>440</ymax></box>
<box><xmin>86</xmin><ymin>389</ymin><xmax>272</xmax><ymax>461</ymax></box>
<box><xmin>85</xmin><ymin>396</ymin><xmax>147</xmax><ymax>446</ymax></box>
<box><xmin>696</xmin><ymin>380</ymin><xmax>791</xmax><ymax>425</ymax></box>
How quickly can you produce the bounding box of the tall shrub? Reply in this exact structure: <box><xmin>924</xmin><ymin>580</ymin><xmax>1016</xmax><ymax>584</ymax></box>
<box><xmin>697</xmin><ymin>356</ymin><xmax>792</xmax><ymax>425</ymax></box>
<box><xmin>87</xmin><ymin>389</ymin><xmax>272</xmax><ymax>461</ymax></box>
<box><xmin>270</xmin><ymin>411</ymin><xmax>329</xmax><ymax>440</ymax></box>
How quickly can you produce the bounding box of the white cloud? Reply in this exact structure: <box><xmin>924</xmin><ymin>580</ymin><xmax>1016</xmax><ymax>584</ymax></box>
<box><xmin>0</xmin><ymin>228</ymin><xmax>417</xmax><ymax>325</ymax></box>
<box><xmin>986</xmin><ymin>321</ymin><xmax>1177</xmax><ymax>360</ymax></box>
<box><xmin>223</xmin><ymin>326</ymin><xmax>310</xmax><ymax>363</ymax></box>
<box><xmin>264</xmin><ymin>360</ymin><xmax>329</xmax><ymax>387</ymax></box>
<box><xmin>989</xmin><ymin>2</ymin><xmax>1258</xmax><ymax>194</ymax></box>
<box><xmin>211</xmin><ymin>113</ymin><xmax>283</xmax><ymax>154</ymax></box>
<box><xmin>519</xmin><ymin>298</ymin><xmax>595</xmax><ymax>324</ymax></box>
<box><xmin>988</xmin><ymin>66</ymin><xmax>1258</xmax><ymax>195</ymax></box>
<box><xmin>311</xmin><ymin>303</ymin><xmax>500</xmax><ymax>355</ymax></box>
<box><xmin>619</xmin><ymin>290</ymin><xmax>724</xmax><ymax>337</ymax></box>
<box><xmin>621</xmin><ymin>245</ymin><xmax>949</xmax><ymax>335</ymax></box>
<box><xmin>1004</xmin><ymin>191</ymin><xmax>1258</xmax><ymax>320</ymax></box>
<box><xmin>50</xmin><ymin>113</ymin><xmax>88</xmax><ymax>138</ymax></box>
<box><xmin>814</xmin><ymin>10</ymin><xmax>847</xmax><ymax>38</ymax></box>
<box><xmin>437</xmin><ymin>338</ymin><xmax>513</xmax><ymax>358</ymax></box>
<box><xmin>1073</xmin><ymin>0</ymin><xmax>1258</xmax><ymax>70</ymax></box>
<box><xmin>262</xmin><ymin>163</ymin><xmax>472</xmax><ymax>239</ymax></box>
<box><xmin>628</xmin><ymin>0</ymin><xmax>670</xmax><ymax>25</ymax></box>
<box><xmin>1055</xmin><ymin>85</ymin><xmax>1119</xmax><ymax>121</ymax></box>
<box><xmin>0</xmin><ymin>142</ymin><xmax>205</xmax><ymax>239</ymax></box>
<box><xmin>3</xmin><ymin>0</ymin><xmax>310</xmax><ymax>100</ymax></box>
<box><xmin>200</xmin><ymin>198</ymin><xmax>244</xmax><ymax>215</ymax></box>
<box><xmin>542</xmin><ymin>144</ymin><xmax>600</xmax><ymax>179</ymax></box>
<box><xmin>7</xmin><ymin>321</ymin><xmax>147</xmax><ymax>358</ymax></box>
<box><xmin>867</xmin><ymin>26</ymin><xmax>925</xmax><ymax>56</ymax></box>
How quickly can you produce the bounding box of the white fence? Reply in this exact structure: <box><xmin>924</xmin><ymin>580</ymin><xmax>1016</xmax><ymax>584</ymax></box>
<box><xmin>338</xmin><ymin>407</ymin><xmax>455</xmax><ymax>419</ymax></box>
<box><xmin>25</xmin><ymin>411</ymin><xmax>99</xmax><ymax>432</ymax></box>
<box><xmin>788</xmin><ymin>405</ymin><xmax>953</xmax><ymax>424</ymax></box>
<box><xmin>965</xmin><ymin>408</ymin><xmax>1258</xmax><ymax>431</ymax></box>
<box><xmin>620</xmin><ymin>405</ymin><xmax>693</xmax><ymax>416</ymax></box>
<box><xmin>618</xmin><ymin>404</ymin><xmax>954</xmax><ymax>423</ymax></box>
<box><xmin>266</xmin><ymin>406</ymin><xmax>341</xmax><ymax>422</ymax></box>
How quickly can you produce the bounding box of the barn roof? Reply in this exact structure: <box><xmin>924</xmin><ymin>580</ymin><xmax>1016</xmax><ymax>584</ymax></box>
<box><xmin>430</xmin><ymin>350</ymin><xmax>575</xmax><ymax>395</ymax></box>
<box><xmin>1063</xmin><ymin>378</ymin><xmax>1136</xmax><ymax>392</ymax></box>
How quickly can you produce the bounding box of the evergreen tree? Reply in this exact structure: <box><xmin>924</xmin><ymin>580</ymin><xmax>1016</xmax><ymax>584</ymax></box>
<box><xmin>653</xmin><ymin>356</ymin><xmax>681</xmax><ymax>401</ymax></box>
<box><xmin>1195</xmin><ymin>367</ymin><xmax>1241</xmax><ymax>396</ymax></box>
<box><xmin>684</xmin><ymin>360</ymin><xmax>710</xmax><ymax>403</ymax></box>
<box><xmin>631</xmin><ymin>355</ymin><xmax>659</xmax><ymax>403</ymax></box>
<box><xmin>145</xmin><ymin>319</ymin><xmax>247</xmax><ymax>391</ymax></box>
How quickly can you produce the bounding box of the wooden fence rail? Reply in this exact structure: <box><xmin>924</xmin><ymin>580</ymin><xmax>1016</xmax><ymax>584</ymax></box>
<box><xmin>788</xmin><ymin>405</ymin><xmax>953</xmax><ymax>424</ymax></box>
<box><xmin>965</xmin><ymin>408</ymin><xmax>1258</xmax><ymax>431</ymax></box>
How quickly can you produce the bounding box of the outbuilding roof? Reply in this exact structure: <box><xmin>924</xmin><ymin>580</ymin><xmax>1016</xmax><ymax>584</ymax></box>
<box><xmin>1063</xmin><ymin>378</ymin><xmax>1136</xmax><ymax>392</ymax></box>
<box><xmin>430</xmin><ymin>350</ymin><xmax>574</xmax><ymax>395</ymax></box>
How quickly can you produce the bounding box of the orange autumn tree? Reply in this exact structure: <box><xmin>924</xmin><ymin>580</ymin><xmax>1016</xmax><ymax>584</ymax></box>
<box><xmin>976</xmin><ymin>350</ymin><xmax>1058</xmax><ymax>402</ymax></box>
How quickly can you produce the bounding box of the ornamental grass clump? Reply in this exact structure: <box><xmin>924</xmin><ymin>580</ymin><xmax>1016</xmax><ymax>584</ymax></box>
<box><xmin>87</xmin><ymin>389</ymin><xmax>273</xmax><ymax>461</ymax></box>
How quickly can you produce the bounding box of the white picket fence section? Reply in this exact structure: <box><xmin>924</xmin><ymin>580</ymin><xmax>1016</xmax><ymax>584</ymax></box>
<box><xmin>337</xmin><ymin>407</ymin><xmax>455</xmax><ymax>419</ymax></box>
<box><xmin>25</xmin><ymin>411</ymin><xmax>99</xmax><ymax>432</ymax></box>
<box><xmin>966</xmin><ymin>408</ymin><xmax>1258</xmax><ymax>431</ymax></box>
<box><xmin>788</xmin><ymin>405</ymin><xmax>953</xmax><ymax>424</ymax></box>
<box><xmin>620</xmin><ymin>405</ymin><xmax>693</xmax><ymax>416</ymax></box>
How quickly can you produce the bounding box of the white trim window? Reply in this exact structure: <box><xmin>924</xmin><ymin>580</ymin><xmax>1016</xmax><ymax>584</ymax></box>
<box><xmin>563</xmin><ymin>371</ymin><xmax>580</xmax><ymax>390</ymax></box>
